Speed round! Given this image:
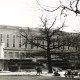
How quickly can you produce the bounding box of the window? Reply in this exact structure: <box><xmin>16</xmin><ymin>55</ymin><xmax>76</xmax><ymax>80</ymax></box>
<box><xmin>22</xmin><ymin>39</ymin><xmax>27</xmax><ymax>48</ymax></box>
<box><xmin>25</xmin><ymin>41</ymin><xmax>27</xmax><ymax>48</ymax></box>
<box><xmin>20</xmin><ymin>52</ymin><xmax>24</xmax><ymax>59</ymax></box>
<box><xmin>24</xmin><ymin>39</ymin><xmax>27</xmax><ymax>48</ymax></box>
<box><xmin>9</xmin><ymin>52</ymin><xmax>13</xmax><ymax>58</ymax></box>
<box><xmin>19</xmin><ymin>36</ymin><xmax>21</xmax><ymax>48</ymax></box>
<box><xmin>13</xmin><ymin>35</ymin><xmax>15</xmax><ymax>47</ymax></box>
<box><xmin>20</xmin><ymin>52</ymin><xmax>26</xmax><ymax>59</ymax></box>
<box><xmin>7</xmin><ymin>34</ymin><xmax>9</xmax><ymax>47</ymax></box>
<box><xmin>31</xmin><ymin>41</ymin><xmax>33</xmax><ymax>48</ymax></box>
<box><xmin>15</xmin><ymin>52</ymin><xmax>19</xmax><ymax>58</ymax></box>
<box><xmin>0</xmin><ymin>34</ymin><xmax>2</xmax><ymax>42</ymax></box>
<box><xmin>4</xmin><ymin>52</ymin><xmax>7</xmax><ymax>58</ymax></box>
<box><xmin>37</xmin><ymin>40</ymin><xmax>38</xmax><ymax>48</ymax></box>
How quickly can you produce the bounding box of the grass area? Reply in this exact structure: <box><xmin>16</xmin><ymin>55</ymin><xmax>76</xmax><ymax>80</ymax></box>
<box><xmin>0</xmin><ymin>76</ymin><xmax>79</xmax><ymax>80</ymax></box>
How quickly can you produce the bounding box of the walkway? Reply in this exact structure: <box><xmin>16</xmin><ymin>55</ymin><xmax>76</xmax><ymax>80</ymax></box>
<box><xmin>0</xmin><ymin>71</ymin><xmax>79</xmax><ymax>79</ymax></box>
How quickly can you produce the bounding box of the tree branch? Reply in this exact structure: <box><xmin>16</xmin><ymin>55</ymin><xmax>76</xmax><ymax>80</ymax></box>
<box><xmin>49</xmin><ymin>22</ymin><xmax>64</xmax><ymax>38</ymax></box>
<box><xmin>48</xmin><ymin>17</ymin><xmax>57</xmax><ymax>30</ymax></box>
<box><xmin>36</xmin><ymin>0</ymin><xmax>61</xmax><ymax>12</ymax></box>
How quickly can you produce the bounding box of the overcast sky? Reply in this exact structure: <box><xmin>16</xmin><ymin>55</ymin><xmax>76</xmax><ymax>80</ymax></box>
<box><xmin>0</xmin><ymin>0</ymin><xmax>80</xmax><ymax>33</ymax></box>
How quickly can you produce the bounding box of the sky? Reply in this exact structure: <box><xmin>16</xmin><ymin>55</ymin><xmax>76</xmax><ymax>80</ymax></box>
<box><xmin>0</xmin><ymin>0</ymin><xmax>80</xmax><ymax>33</ymax></box>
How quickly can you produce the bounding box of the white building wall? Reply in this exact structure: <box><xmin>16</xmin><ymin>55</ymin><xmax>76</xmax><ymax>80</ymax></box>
<box><xmin>0</xmin><ymin>43</ymin><xmax>5</xmax><ymax>59</ymax></box>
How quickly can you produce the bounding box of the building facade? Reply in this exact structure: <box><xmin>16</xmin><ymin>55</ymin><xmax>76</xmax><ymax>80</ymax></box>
<box><xmin>0</xmin><ymin>26</ymin><xmax>43</xmax><ymax>59</ymax></box>
<box><xmin>0</xmin><ymin>25</ymin><xmax>46</xmax><ymax>71</ymax></box>
<box><xmin>0</xmin><ymin>25</ymin><xmax>79</xmax><ymax>71</ymax></box>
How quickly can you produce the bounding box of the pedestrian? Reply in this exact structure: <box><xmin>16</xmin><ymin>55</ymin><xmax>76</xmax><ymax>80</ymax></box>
<box><xmin>65</xmin><ymin>69</ymin><xmax>71</xmax><ymax>78</ymax></box>
<box><xmin>36</xmin><ymin>67</ymin><xmax>42</xmax><ymax>75</ymax></box>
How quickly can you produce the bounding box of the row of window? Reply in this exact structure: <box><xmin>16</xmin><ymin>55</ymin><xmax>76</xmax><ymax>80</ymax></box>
<box><xmin>0</xmin><ymin>34</ymin><xmax>77</xmax><ymax>50</ymax></box>
<box><xmin>4</xmin><ymin>52</ymin><xmax>29</xmax><ymax>58</ymax></box>
<box><xmin>4</xmin><ymin>52</ymin><xmax>38</xmax><ymax>59</ymax></box>
<box><xmin>4</xmin><ymin>51</ymin><xmax>47</xmax><ymax>59</ymax></box>
<box><xmin>4</xmin><ymin>52</ymin><xmax>19</xmax><ymax>58</ymax></box>
<box><xmin>0</xmin><ymin>34</ymin><xmax>45</xmax><ymax>49</ymax></box>
<box><xmin>0</xmin><ymin>34</ymin><xmax>22</xmax><ymax>48</ymax></box>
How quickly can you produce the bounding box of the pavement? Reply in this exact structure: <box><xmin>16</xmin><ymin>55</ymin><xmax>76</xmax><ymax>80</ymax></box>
<box><xmin>0</xmin><ymin>71</ymin><xmax>52</xmax><ymax>76</ymax></box>
<box><xmin>0</xmin><ymin>71</ymin><xmax>79</xmax><ymax>79</ymax></box>
<box><xmin>0</xmin><ymin>71</ymin><xmax>64</xmax><ymax>76</ymax></box>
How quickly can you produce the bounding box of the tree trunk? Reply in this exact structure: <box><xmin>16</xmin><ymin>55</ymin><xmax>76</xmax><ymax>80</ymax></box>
<box><xmin>47</xmin><ymin>39</ymin><xmax>53</xmax><ymax>73</ymax></box>
<box><xmin>47</xmin><ymin>49</ymin><xmax>53</xmax><ymax>73</ymax></box>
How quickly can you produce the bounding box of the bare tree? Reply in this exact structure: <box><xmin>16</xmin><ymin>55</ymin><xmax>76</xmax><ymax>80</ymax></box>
<box><xmin>36</xmin><ymin>0</ymin><xmax>80</xmax><ymax>16</ymax></box>
<box><xmin>19</xmin><ymin>16</ymin><xmax>65</xmax><ymax>73</ymax></box>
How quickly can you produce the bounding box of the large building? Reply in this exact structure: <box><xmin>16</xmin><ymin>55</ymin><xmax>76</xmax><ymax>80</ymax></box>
<box><xmin>0</xmin><ymin>26</ymin><xmax>43</xmax><ymax>59</ymax></box>
<box><xmin>0</xmin><ymin>25</ymin><xmax>79</xmax><ymax>71</ymax></box>
<box><xmin>0</xmin><ymin>25</ymin><xmax>46</xmax><ymax>71</ymax></box>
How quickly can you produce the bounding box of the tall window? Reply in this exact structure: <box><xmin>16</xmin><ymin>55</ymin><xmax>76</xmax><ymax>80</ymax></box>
<box><xmin>31</xmin><ymin>37</ymin><xmax>33</xmax><ymax>48</ymax></box>
<box><xmin>0</xmin><ymin>34</ymin><xmax>2</xmax><ymax>42</ymax></box>
<box><xmin>19</xmin><ymin>36</ymin><xmax>21</xmax><ymax>48</ymax></box>
<box><xmin>4</xmin><ymin>52</ymin><xmax>7</xmax><ymax>58</ymax></box>
<box><xmin>9</xmin><ymin>52</ymin><xmax>13</xmax><ymax>58</ymax></box>
<box><xmin>42</xmin><ymin>40</ymin><xmax>44</xmax><ymax>48</ymax></box>
<box><xmin>31</xmin><ymin>41</ymin><xmax>33</xmax><ymax>48</ymax></box>
<box><xmin>37</xmin><ymin>38</ymin><xmax>38</xmax><ymax>48</ymax></box>
<box><xmin>25</xmin><ymin>40</ymin><xmax>27</xmax><ymax>48</ymax></box>
<box><xmin>23</xmin><ymin>38</ymin><xmax>27</xmax><ymax>48</ymax></box>
<box><xmin>7</xmin><ymin>34</ymin><xmax>9</xmax><ymax>47</ymax></box>
<box><xmin>13</xmin><ymin>35</ymin><xmax>15</xmax><ymax>47</ymax></box>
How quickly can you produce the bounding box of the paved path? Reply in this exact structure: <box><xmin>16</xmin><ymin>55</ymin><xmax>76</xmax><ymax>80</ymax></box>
<box><xmin>0</xmin><ymin>72</ymin><xmax>52</xmax><ymax>76</ymax></box>
<box><xmin>0</xmin><ymin>71</ymin><xmax>79</xmax><ymax>79</ymax></box>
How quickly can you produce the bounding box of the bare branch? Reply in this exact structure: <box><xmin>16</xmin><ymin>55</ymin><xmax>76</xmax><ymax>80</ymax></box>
<box><xmin>48</xmin><ymin>17</ymin><xmax>57</xmax><ymax>30</ymax></box>
<box><xmin>50</xmin><ymin>44</ymin><xmax>63</xmax><ymax>50</ymax></box>
<box><xmin>31</xmin><ymin>41</ymin><xmax>47</xmax><ymax>50</ymax></box>
<box><xmin>36</xmin><ymin>0</ymin><xmax>80</xmax><ymax>15</ymax></box>
<box><xmin>70</xmin><ymin>1</ymin><xmax>74</xmax><ymax>10</ymax></box>
<box><xmin>40</xmin><ymin>16</ymin><xmax>48</xmax><ymax>33</ymax></box>
<box><xmin>36</xmin><ymin>0</ymin><xmax>61</xmax><ymax>12</ymax></box>
<box><xmin>60</xmin><ymin>0</ymin><xmax>80</xmax><ymax>15</ymax></box>
<box><xmin>76</xmin><ymin>0</ymin><xmax>79</xmax><ymax>11</ymax></box>
<box><xmin>49</xmin><ymin>22</ymin><xmax>65</xmax><ymax>38</ymax></box>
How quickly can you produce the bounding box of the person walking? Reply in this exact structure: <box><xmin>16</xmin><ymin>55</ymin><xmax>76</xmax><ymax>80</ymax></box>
<box><xmin>36</xmin><ymin>67</ymin><xmax>42</xmax><ymax>75</ymax></box>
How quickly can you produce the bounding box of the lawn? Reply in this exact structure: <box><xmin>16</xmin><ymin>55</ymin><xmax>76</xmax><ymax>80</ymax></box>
<box><xmin>0</xmin><ymin>76</ymin><xmax>79</xmax><ymax>80</ymax></box>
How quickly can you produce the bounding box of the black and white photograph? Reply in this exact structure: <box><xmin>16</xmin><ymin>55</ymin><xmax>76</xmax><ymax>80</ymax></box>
<box><xmin>0</xmin><ymin>0</ymin><xmax>80</xmax><ymax>80</ymax></box>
